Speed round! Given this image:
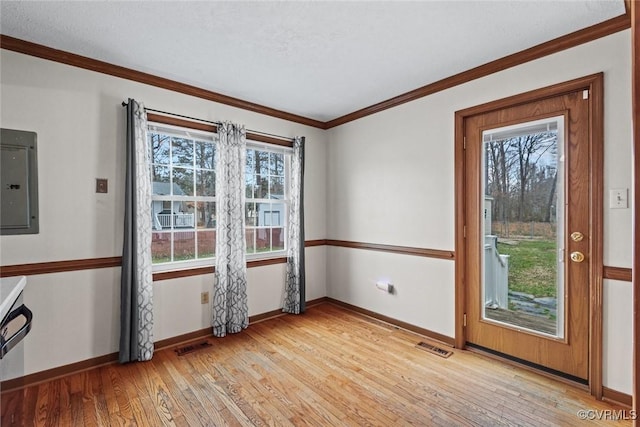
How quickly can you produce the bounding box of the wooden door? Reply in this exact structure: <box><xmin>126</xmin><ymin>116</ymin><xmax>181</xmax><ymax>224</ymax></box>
<box><xmin>462</xmin><ymin>84</ymin><xmax>599</xmax><ymax>382</ymax></box>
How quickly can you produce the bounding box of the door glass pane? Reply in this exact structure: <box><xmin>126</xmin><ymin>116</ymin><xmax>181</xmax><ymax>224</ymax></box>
<box><xmin>481</xmin><ymin>116</ymin><xmax>565</xmax><ymax>338</ymax></box>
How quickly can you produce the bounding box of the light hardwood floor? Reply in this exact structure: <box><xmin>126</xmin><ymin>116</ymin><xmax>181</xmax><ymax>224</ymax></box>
<box><xmin>1</xmin><ymin>303</ymin><xmax>632</xmax><ymax>426</ymax></box>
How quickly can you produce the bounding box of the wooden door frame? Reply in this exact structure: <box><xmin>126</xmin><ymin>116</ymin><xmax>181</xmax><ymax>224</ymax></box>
<box><xmin>454</xmin><ymin>73</ymin><xmax>604</xmax><ymax>398</ymax></box>
<box><xmin>631</xmin><ymin>0</ymin><xmax>639</xmax><ymax>420</ymax></box>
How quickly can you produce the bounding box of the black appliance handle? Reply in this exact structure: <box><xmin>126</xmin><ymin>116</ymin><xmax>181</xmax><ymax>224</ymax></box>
<box><xmin>0</xmin><ymin>304</ymin><xmax>33</xmax><ymax>359</ymax></box>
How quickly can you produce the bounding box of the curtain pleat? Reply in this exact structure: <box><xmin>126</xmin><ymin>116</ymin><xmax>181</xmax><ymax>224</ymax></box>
<box><xmin>283</xmin><ymin>136</ymin><xmax>306</xmax><ymax>314</ymax></box>
<box><xmin>212</xmin><ymin>121</ymin><xmax>249</xmax><ymax>337</ymax></box>
<box><xmin>119</xmin><ymin>98</ymin><xmax>154</xmax><ymax>363</ymax></box>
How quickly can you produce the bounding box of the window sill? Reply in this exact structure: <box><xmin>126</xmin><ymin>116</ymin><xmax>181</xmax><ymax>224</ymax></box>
<box><xmin>152</xmin><ymin>255</ymin><xmax>288</xmax><ymax>281</ymax></box>
<box><xmin>246</xmin><ymin>250</ymin><xmax>287</xmax><ymax>262</ymax></box>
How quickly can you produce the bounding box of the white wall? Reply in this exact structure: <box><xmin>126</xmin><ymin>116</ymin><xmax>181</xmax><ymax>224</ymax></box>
<box><xmin>326</xmin><ymin>30</ymin><xmax>633</xmax><ymax>394</ymax></box>
<box><xmin>327</xmin><ymin>247</ymin><xmax>455</xmax><ymax>337</ymax></box>
<box><xmin>603</xmin><ymin>279</ymin><xmax>633</xmax><ymax>394</ymax></box>
<box><xmin>0</xmin><ymin>50</ymin><xmax>327</xmax><ymax>378</ymax></box>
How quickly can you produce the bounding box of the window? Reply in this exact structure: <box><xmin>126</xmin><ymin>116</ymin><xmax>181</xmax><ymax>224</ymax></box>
<box><xmin>148</xmin><ymin>122</ymin><xmax>290</xmax><ymax>270</ymax></box>
<box><xmin>245</xmin><ymin>145</ymin><xmax>289</xmax><ymax>256</ymax></box>
<box><xmin>149</xmin><ymin>124</ymin><xmax>216</xmax><ymax>268</ymax></box>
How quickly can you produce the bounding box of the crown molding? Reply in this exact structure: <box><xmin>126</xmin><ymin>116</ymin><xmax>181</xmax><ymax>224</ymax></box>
<box><xmin>325</xmin><ymin>13</ymin><xmax>630</xmax><ymax>128</ymax></box>
<box><xmin>0</xmin><ymin>35</ymin><xmax>325</xmax><ymax>129</ymax></box>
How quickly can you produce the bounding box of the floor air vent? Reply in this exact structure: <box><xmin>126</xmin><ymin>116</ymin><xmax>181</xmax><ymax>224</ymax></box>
<box><xmin>416</xmin><ymin>341</ymin><xmax>453</xmax><ymax>358</ymax></box>
<box><xmin>175</xmin><ymin>341</ymin><xmax>212</xmax><ymax>356</ymax></box>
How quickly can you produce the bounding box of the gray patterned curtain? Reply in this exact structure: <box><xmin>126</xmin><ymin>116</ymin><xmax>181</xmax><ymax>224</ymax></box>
<box><xmin>213</xmin><ymin>121</ymin><xmax>249</xmax><ymax>337</ymax></box>
<box><xmin>120</xmin><ymin>99</ymin><xmax>154</xmax><ymax>363</ymax></box>
<box><xmin>283</xmin><ymin>136</ymin><xmax>306</xmax><ymax>314</ymax></box>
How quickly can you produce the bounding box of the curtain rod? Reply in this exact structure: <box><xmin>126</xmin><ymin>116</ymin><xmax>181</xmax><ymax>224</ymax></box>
<box><xmin>121</xmin><ymin>101</ymin><xmax>294</xmax><ymax>142</ymax></box>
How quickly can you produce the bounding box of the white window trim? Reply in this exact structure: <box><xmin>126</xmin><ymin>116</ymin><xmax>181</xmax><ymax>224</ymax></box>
<box><xmin>148</xmin><ymin>122</ymin><xmax>217</xmax><ymax>143</ymax></box>
<box><xmin>152</xmin><ymin>257</ymin><xmax>215</xmax><ymax>272</ymax></box>
<box><xmin>149</xmin><ymin>122</ymin><xmax>217</xmax><ymax>272</ymax></box>
<box><xmin>246</xmin><ymin>140</ymin><xmax>293</xmax><ymax>155</ymax></box>
<box><xmin>245</xmin><ymin>145</ymin><xmax>290</xmax><ymax>258</ymax></box>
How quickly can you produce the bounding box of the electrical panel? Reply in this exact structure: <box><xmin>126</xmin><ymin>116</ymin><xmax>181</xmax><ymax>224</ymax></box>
<box><xmin>1</xmin><ymin>129</ymin><xmax>39</xmax><ymax>235</ymax></box>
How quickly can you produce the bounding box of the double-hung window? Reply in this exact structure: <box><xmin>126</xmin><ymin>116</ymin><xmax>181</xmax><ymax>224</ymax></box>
<box><xmin>148</xmin><ymin>121</ymin><xmax>291</xmax><ymax>271</ymax></box>
<box><xmin>245</xmin><ymin>143</ymin><xmax>290</xmax><ymax>258</ymax></box>
<box><xmin>149</xmin><ymin>123</ymin><xmax>217</xmax><ymax>270</ymax></box>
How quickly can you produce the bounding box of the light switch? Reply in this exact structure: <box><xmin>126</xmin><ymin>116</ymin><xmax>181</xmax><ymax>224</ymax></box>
<box><xmin>609</xmin><ymin>188</ymin><xmax>628</xmax><ymax>209</ymax></box>
<box><xmin>96</xmin><ymin>178</ymin><xmax>108</xmax><ymax>193</ymax></box>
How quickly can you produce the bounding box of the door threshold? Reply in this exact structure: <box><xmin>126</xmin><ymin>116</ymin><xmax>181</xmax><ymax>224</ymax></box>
<box><xmin>465</xmin><ymin>343</ymin><xmax>589</xmax><ymax>391</ymax></box>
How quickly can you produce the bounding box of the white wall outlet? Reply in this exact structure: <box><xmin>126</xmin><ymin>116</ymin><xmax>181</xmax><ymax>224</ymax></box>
<box><xmin>609</xmin><ymin>188</ymin><xmax>628</xmax><ymax>209</ymax></box>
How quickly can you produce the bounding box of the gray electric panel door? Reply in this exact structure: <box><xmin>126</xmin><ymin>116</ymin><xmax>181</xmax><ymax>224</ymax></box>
<box><xmin>1</xmin><ymin>129</ymin><xmax>39</xmax><ymax>235</ymax></box>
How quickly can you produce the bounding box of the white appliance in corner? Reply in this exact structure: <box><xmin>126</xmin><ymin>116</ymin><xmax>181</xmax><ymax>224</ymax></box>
<box><xmin>0</xmin><ymin>276</ymin><xmax>32</xmax><ymax>382</ymax></box>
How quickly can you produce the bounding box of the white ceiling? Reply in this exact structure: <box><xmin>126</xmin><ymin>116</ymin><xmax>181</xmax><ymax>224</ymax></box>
<box><xmin>0</xmin><ymin>1</ymin><xmax>626</xmax><ymax>122</ymax></box>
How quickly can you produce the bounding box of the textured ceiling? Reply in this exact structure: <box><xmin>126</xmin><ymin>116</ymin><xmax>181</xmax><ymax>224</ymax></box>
<box><xmin>0</xmin><ymin>1</ymin><xmax>626</xmax><ymax>122</ymax></box>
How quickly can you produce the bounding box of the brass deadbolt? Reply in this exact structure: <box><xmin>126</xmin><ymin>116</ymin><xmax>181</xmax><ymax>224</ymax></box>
<box><xmin>570</xmin><ymin>251</ymin><xmax>585</xmax><ymax>263</ymax></box>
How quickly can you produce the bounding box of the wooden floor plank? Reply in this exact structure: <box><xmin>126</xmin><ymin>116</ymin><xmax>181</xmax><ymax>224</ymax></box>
<box><xmin>33</xmin><ymin>381</ymin><xmax>49</xmax><ymax>426</ymax></box>
<box><xmin>45</xmin><ymin>379</ymin><xmax>61</xmax><ymax>426</ymax></box>
<box><xmin>57</xmin><ymin>376</ymin><xmax>73</xmax><ymax>427</ymax></box>
<box><xmin>228</xmin><ymin>331</ymin><xmax>357</xmax><ymax>425</ymax></box>
<box><xmin>237</xmin><ymin>340</ymin><xmax>348</xmax><ymax>425</ymax></box>
<box><xmin>135</xmin><ymin>359</ymin><xmax>184</xmax><ymax>426</ymax></box>
<box><xmin>104</xmin><ymin>363</ymin><xmax>135</xmax><ymax>424</ymax></box>
<box><xmin>76</xmin><ymin>372</ymin><xmax>100</xmax><ymax>427</ymax></box>
<box><xmin>1</xmin><ymin>303</ymin><xmax>631</xmax><ymax>426</ymax></box>
<box><xmin>1</xmin><ymin>388</ymin><xmax>25</xmax><ymax>426</ymax></box>
<box><xmin>152</xmin><ymin>350</ymin><xmax>211</xmax><ymax>427</ymax></box>
<box><xmin>175</xmin><ymin>353</ymin><xmax>244</xmax><ymax>426</ymax></box>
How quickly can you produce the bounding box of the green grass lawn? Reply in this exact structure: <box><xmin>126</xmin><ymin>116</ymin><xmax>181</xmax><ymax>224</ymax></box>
<box><xmin>496</xmin><ymin>239</ymin><xmax>557</xmax><ymax>298</ymax></box>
